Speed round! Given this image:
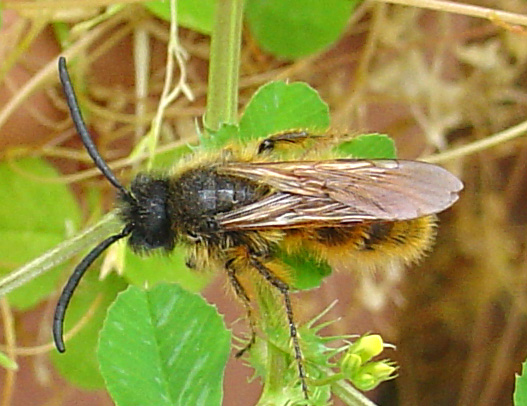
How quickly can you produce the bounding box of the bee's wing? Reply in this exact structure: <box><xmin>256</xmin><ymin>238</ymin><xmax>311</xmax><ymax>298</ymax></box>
<box><xmin>217</xmin><ymin>160</ymin><xmax>463</xmax><ymax>230</ymax></box>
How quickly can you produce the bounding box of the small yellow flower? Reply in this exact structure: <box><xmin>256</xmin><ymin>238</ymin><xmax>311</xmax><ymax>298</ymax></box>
<box><xmin>347</xmin><ymin>334</ymin><xmax>384</xmax><ymax>364</ymax></box>
<box><xmin>339</xmin><ymin>334</ymin><xmax>397</xmax><ymax>391</ymax></box>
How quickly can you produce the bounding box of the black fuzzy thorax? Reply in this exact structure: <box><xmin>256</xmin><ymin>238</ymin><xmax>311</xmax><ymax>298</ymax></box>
<box><xmin>118</xmin><ymin>167</ymin><xmax>269</xmax><ymax>255</ymax></box>
<box><xmin>169</xmin><ymin>167</ymin><xmax>268</xmax><ymax>246</ymax></box>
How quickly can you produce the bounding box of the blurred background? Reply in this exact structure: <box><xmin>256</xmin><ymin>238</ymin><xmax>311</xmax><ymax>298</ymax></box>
<box><xmin>1</xmin><ymin>0</ymin><xmax>527</xmax><ymax>405</ymax></box>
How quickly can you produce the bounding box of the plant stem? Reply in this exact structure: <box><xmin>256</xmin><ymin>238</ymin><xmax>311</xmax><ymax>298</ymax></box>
<box><xmin>424</xmin><ymin>118</ymin><xmax>527</xmax><ymax>163</ymax></box>
<box><xmin>311</xmin><ymin>372</ymin><xmax>345</xmax><ymax>386</ymax></box>
<box><xmin>0</xmin><ymin>213</ymin><xmax>121</xmax><ymax>297</ymax></box>
<box><xmin>376</xmin><ymin>0</ymin><xmax>527</xmax><ymax>26</ymax></box>
<box><xmin>331</xmin><ymin>379</ymin><xmax>379</xmax><ymax>406</ymax></box>
<box><xmin>205</xmin><ymin>0</ymin><xmax>245</xmax><ymax>130</ymax></box>
<box><xmin>257</xmin><ymin>287</ymin><xmax>290</xmax><ymax>401</ymax></box>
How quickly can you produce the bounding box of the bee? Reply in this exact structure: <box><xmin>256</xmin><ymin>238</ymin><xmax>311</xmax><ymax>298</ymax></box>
<box><xmin>54</xmin><ymin>56</ymin><xmax>463</xmax><ymax>398</ymax></box>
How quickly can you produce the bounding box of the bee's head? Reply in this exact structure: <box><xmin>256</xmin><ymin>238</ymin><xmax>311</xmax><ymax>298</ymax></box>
<box><xmin>120</xmin><ymin>173</ymin><xmax>176</xmax><ymax>253</ymax></box>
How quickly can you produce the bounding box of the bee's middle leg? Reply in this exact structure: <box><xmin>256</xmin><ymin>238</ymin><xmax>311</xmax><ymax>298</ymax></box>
<box><xmin>225</xmin><ymin>258</ymin><xmax>257</xmax><ymax>358</ymax></box>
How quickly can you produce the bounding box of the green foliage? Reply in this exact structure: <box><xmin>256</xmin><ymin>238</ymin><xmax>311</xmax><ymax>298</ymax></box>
<box><xmin>52</xmin><ymin>21</ymin><xmax>71</xmax><ymax>49</ymax></box>
<box><xmin>200</xmin><ymin>123</ymin><xmax>239</xmax><ymax>150</ymax></box>
<box><xmin>124</xmin><ymin>245</ymin><xmax>211</xmax><ymax>292</ymax></box>
<box><xmin>245</xmin><ymin>0</ymin><xmax>358</xmax><ymax>59</ymax></box>
<box><xmin>280</xmin><ymin>249</ymin><xmax>332</xmax><ymax>291</ymax></box>
<box><xmin>150</xmin><ymin>143</ymin><xmax>194</xmax><ymax>170</ymax></box>
<box><xmin>143</xmin><ymin>0</ymin><xmax>217</xmax><ymax>34</ymax></box>
<box><xmin>0</xmin><ymin>158</ymin><xmax>81</xmax><ymax>309</ymax></box>
<box><xmin>335</xmin><ymin>133</ymin><xmax>397</xmax><ymax>159</ymax></box>
<box><xmin>202</xmin><ymin>81</ymin><xmax>330</xmax><ymax>149</ymax></box>
<box><xmin>0</xmin><ymin>351</ymin><xmax>17</xmax><ymax>371</ymax></box>
<box><xmin>516</xmin><ymin>361</ymin><xmax>527</xmax><ymax>406</ymax></box>
<box><xmin>98</xmin><ymin>284</ymin><xmax>231</xmax><ymax>406</ymax></box>
<box><xmin>238</xmin><ymin>81</ymin><xmax>330</xmax><ymax>141</ymax></box>
<box><xmin>248</xmin><ymin>290</ymin><xmax>334</xmax><ymax>405</ymax></box>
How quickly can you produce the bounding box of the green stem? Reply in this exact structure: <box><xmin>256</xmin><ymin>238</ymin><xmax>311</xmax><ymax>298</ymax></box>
<box><xmin>311</xmin><ymin>372</ymin><xmax>345</xmax><ymax>386</ymax></box>
<box><xmin>205</xmin><ymin>0</ymin><xmax>245</xmax><ymax>130</ymax></box>
<box><xmin>257</xmin><ymin>288</ymin><xmax>290</xmax><ymax>401</ymax></box>
<box><xmin>264</xmin><ymin>340</ymin><xmax>290</xmax><ymax>398</ymax></box>
<box><xmin>331</xmin><ymin>379</ymin><xmax>379</xmax><ymax>406</ymax></box>
<box><xmin>0</xmin><ymin>213</ymin><xmax>121</xmax><ymax>297</ymax></box>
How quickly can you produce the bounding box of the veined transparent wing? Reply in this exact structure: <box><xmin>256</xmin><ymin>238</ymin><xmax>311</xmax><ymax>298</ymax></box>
<box><xmin>218</xmin><ymin>159</ymin><xmax>463</xmax><ymax>229</ymax></box>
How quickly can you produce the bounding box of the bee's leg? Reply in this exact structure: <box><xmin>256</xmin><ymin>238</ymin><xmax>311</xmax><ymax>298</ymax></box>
<box><xmin>225</xmin><ymin>259</ymin><xmax>257</xmax><ymax>358</ymax></box>
<box><xmin>257</xmin><ymin>130</ymin><xmax>322</xmax><ymax>154</ymax></box>
<box><xmin>249</xmin><ymin>256</ymin><xmax>308</xmax><ymax>399</ymax></box>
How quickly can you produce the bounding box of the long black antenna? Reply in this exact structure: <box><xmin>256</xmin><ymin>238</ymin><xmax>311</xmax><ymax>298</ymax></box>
<box><xmin>58</xmin><ymin>57</ymin><xmax>133</xmax><ymax>201</ymax></box>
<box><xmin>53</xmin><ymin>225</ymin><xmax>133</xmax><ymax>353</ymax></box>
<box><xmin>54</xmin><ymin>57</ymin><xmax>136</xmax><ymax>352</ymax></box>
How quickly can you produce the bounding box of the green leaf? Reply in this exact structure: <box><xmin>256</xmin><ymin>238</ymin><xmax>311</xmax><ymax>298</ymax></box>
<box><xmin>203</xmin><ymin>82</ymin><xmax>329</xmax><ymax>149</ymax></box>
<box><xmin>143</xmin><ymin>0</ymin><xmax>216</xmax><ymax>34</ymax></box>
<box><xmin>516</xmin><ymin>361</ymin><xmax>527</xmax><ymax>406</ymax></box>
<box><xmin>0</xmin><ymin>158</ymin><xmax>81</xmax><ymax>310</ymax></box>
<box><xmin>238</xmin><ymin>81</ymin><xmax>330</xmax><ymax>142</ymax></box>
<box><xmin>246</xmin><ymin>0</ymin><xmax>357</xmax><ymax>59</ymax></box>
<box><xmin>99</xmin><ymin>284</ymin><xmax>230</xmax><ymax>406</ymax></box>
<box><xmin>151</xmin><ymin>143</ymin><xmax>194</xmax><ymax>169</ymax></box>
<box><xmin>52</xmin><ymin>21</ymin><xmax>71</xmax><ymax>49</ymax></box>
<box><xmin>280</xmin><ymin>250</ymin><xmax>332</xmax><ymax>290</ymax></box>
<box><xmin>124</xmin><ymin>246</ymin><xmax>211</xmax><ymax>293</ymax></box>
<box><xmin>335</xmin><ymin>133</ymin><xmax>397</xmax><ymax>159</ymax></box>
<box><xmin>51</xmin><ymin>272</ymin><xmax>127</xmax><ymax>389</ymax></box>
<box><xmin>0</xmin><ymin>351</ymin><xmax>18</xmax><ymax>371</ymax></box>
<box><xmin>201</xmin><ymin>123</ymin><xmax>239</xmax><ymax>150</ymax></box>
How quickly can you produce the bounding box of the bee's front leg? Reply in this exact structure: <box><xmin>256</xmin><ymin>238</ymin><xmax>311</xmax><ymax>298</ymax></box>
<box><xmin>225</xmin><ymin>258</ymin><xmax>257</xmax><ymax>358</ymax></box>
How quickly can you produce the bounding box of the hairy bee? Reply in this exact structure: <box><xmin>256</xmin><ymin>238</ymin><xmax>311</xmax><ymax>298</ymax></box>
<box><xmin>54</xmin><ymin>57</ymin><xmax>463</xmax><ymax>397</ymax></box>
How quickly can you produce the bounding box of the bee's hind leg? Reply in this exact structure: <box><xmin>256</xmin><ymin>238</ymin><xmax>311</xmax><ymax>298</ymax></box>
<box><xmin>225</xmin><ymin>259</ymin><xmax>257</xmax><ymax>358</ymax></box>
<box><xmin>249</xmin><ymin>256</ymin><xmax>309</xmax><ymax>399</ymax></box>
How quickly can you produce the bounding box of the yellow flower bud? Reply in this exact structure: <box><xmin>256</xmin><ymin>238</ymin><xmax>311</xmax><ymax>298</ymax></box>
<box><xmin>348</xmin><ymin>334</ymin><xmax>384</xmax><ymax>364</ymax></box>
